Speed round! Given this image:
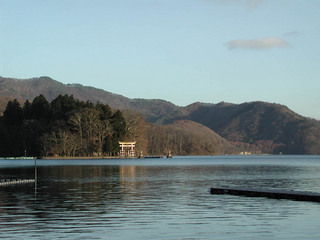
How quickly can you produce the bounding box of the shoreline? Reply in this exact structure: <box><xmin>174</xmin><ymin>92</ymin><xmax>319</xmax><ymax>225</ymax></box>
<box><xmin>40</xmin><ymin>156</ymin><xmax>129</xmax><ymax>160</ymax></box>
<box><xmin>0</xmin><ymin>154</ymin><xmax>318</xmax><ymax>161</ymax></box>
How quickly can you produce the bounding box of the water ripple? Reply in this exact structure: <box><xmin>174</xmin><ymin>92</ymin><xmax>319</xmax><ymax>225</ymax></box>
<box><xmin>0</xmin><ymin>156</ymin><xmax>320</xmax><ymax>239</ymax></box>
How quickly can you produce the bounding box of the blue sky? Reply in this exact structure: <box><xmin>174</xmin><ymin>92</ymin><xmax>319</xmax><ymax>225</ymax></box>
<box><xmin>1</xmin><ymin>0</ymin><xmax>319</xmax><ymax>119</ymax></box>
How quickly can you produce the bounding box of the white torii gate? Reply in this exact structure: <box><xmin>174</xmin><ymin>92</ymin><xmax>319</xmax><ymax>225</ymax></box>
<box><xmin>119</xmin><ymin>141</ymin><xmax>136</xmax><ymax>157</ymax></box>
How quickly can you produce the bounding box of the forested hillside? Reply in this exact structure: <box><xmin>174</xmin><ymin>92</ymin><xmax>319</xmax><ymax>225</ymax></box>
<box><xmin>1</xmin><ymin>76</ymin><xmax>320</xmax><ymax>155</ymax></box>
<box><xmin>160</xmin><ymin>102</ymin><xmax>320</xmax><ymax>154</ymax></box>
<box><xmin>147</xmin><ymin>120</ymin><xmax>238</xmax><ymax>155</ymax></box>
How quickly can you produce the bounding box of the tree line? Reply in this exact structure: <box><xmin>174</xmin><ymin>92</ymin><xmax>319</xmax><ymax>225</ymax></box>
<box><xmin>0</xmin><ymin>95</ymin><xmax>127</xmax><ymax>157</ymax></box>
<box><xmin>0</xmin><ymin>94</ymin><xmax>240</xmax><ymax>158</ymax></box>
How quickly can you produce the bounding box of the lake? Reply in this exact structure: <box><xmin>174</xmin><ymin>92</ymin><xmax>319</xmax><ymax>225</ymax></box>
<box><xmin>0</xmin><ymin>155</ymin><xmax>320</xmax><ymax>239</ymax></box>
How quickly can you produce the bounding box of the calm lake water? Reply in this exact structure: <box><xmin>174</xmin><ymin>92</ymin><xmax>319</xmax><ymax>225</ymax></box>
<box><xmin>0</xmin><ymin>155</ymin><xmax>320</xmax><ymax>240</ymax></box>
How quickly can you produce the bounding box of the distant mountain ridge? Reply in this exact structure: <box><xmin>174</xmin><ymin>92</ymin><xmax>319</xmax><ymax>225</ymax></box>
<box><xmin>1</xmin><ymin>76</ymin><xmax>320</xmax><ymax>154</ymax></box>
<box><xmin>0</xmin><ymin>76</ymin><xmax>179</xmax><ymax>121</ymax></box>
<box><xmin>159</xmin><ymin>101</ymin><xmax>320</xmax><ymax>154</ymax></box>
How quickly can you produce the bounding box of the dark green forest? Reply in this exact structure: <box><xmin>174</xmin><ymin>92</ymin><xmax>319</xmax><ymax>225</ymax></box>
<box><xmin>0</xmin><ymin>95</ymin><xmax>127</xmax><ymax>157</ymax></box>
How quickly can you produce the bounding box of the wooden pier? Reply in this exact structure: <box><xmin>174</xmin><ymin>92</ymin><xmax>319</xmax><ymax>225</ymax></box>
<box><xmin>0</xmin><ymin>179</ymin><xmax>35</xmax><ymax>187</ymax></box>
<box><xmin>143</xmin><ymin>155</ymin><xmax>164</xmax><ymax>159</ymax></box>
<box><xmin>210</xmin><ymin>187</ymin><xmax>320</xmax><ymax>202</ymax></box>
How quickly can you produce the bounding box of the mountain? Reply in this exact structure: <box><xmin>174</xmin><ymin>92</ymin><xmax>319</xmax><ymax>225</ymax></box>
<box><xmin>158</xmin><ymin>101</ymin><xmax>320</xmax><ymax>154</ymax></box>
<box><xmin>0</xmin><ymin>76</ymin><xmax>179</xmax><ymax>121</ymax></box>
<box><xmin>1</xmin><ymin>76</ymin><xmax>320</xmax><ymax>154</ymax></box>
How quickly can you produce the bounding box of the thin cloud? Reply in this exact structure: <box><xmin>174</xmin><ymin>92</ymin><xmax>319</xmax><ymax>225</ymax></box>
<box><xmin>211</xmin><ymin>0</ymin><xmax>240</xmax><ymax>3</ymax></box>
<box><xmin>204</xmin><ymin>0</ymin><xmax>267</xmax><ymax>9</ymax></box>
<box><xmin>284</xmin><ymin>31</ymin><xmax>300</xmax><ymax>37</ymax></box>
<box><xmin>245</xmin><ymin>0</ymin><xmax>267</xmax><ymax>9</ymax></box>
<box><xmin>227</xmin><ymin>37</ymin><xmax>292</xmax><ymax>50</ymax></box>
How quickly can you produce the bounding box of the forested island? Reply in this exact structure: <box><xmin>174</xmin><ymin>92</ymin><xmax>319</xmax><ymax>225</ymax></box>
<box><xmin>0</xmin><ymin>95</ymin><xmax>127</xmax><ymax>157</ymax></box>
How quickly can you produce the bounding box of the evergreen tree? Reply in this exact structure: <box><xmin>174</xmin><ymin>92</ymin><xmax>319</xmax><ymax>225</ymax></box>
<box><xmin>23</xmin><ymin>100</ymin><xmax>32</xmax><ymax>119</ymax></box>
<box><xmin>112</xmin><ymin>135</ymin><xmax>120</xmax><ymax>155</ymax></box>
<box><xmin>95</xmin><ymin>103</ymin><xmax>112</xmax><ymax>120</ymax></box>
<box><xmin>103</xmin><ymin>135</ymin><xmax>113</xmax><ymax>155</ymax></box>
<box><xmin>111</xmin><ymin>110</ymin><xmax>127</xmax><ymax>139</ymax></box>
<box><xmin>31</xmin><ymin>94</ymin><xmax>50</xmax><ymax>120</ymax></box>
<box><xmin>85</xmin><ymin>100</ymin><xmax>94</xmax><ymax>109</ymax></box>
<box><xmin>2</xmin><ymin>99</ymin><xmax>25</xmax><ymax>156</ymax></box>
<box><xmin>50</xmin><ymin>94</ymin><xmax>79</xmax><ymax>120</ymax></box>
<box><xmin>3</xmin><ymin>99</ymin><xmax>23</xmax><ymax>125</ymax></box>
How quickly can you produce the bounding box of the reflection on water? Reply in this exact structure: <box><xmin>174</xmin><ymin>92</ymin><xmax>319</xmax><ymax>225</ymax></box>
<box><xmin>0</xmin><ymin>156</ymin><xmax>320</xmax><ymax>239</ymax></box>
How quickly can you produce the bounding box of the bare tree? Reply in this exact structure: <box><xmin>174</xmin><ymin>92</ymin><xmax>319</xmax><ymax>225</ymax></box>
<box><xmin>96</xmin><ymin>119</ymin><xmax>111</xmax><ymax>155</ymax></box>
<box><xmin>69</xmin><ymin>112</ymin><xmax>83</xmax><ymax>149</ymax></box>
<box><xmin>123</xmin><ymin>110</ymin><xmax>149</xmax><ymax>154</ymax></box>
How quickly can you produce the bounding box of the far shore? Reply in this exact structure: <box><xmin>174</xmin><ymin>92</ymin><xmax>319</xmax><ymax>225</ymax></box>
<box><xmin>40</xmin><ymin>156</ymin><xmax>129</xmax><ymax>160</ymax></box>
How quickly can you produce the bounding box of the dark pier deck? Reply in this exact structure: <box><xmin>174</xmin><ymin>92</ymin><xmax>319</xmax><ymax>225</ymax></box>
<box><xmin>141</xmin><ymin>155</ymin><xmax>164</xmax><ymax>159</ymax></box>
<box><xmin>210</xmin><ymin>187</ymin><xmax>320</xmax><ymax>202</ymax></box>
